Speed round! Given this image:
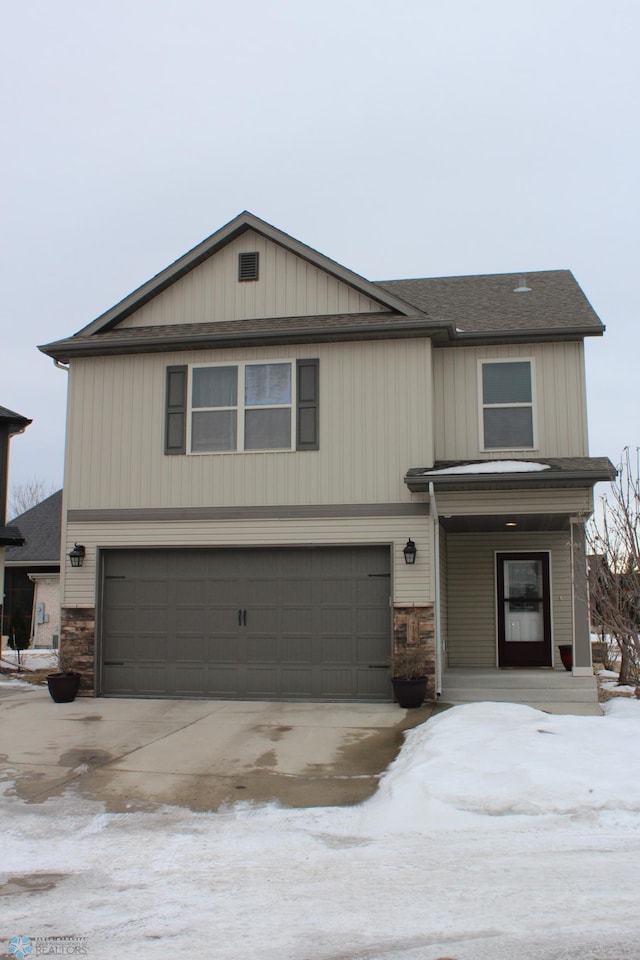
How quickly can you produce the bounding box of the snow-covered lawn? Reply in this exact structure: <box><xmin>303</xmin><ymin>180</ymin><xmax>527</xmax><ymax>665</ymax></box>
<box><xmin>0</xmin><ymin>649</ymin><xmax>58</xmax><ymax>674</ymax></box>
<box><xmin>2</xmin><ymin>700</ymin><xmax>640</xmax><ymax>960</ymax></box>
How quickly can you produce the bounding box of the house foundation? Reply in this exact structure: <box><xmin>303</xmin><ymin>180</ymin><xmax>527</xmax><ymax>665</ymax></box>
<box><xmin>60</xmin><ymin>607</ymin><xmax>95</xmax><ymax>695</ymax></box>
<box><xmin>393</xmin><ymin>603</ymin><xmax>436</xmax><ymax>701</ymax></box>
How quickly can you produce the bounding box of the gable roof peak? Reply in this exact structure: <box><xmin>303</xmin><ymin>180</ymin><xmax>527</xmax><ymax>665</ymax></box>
<box><xmin>68</xmin><ymin>212</ymin><xmax>422</xmax><ymax>340</ymax></box>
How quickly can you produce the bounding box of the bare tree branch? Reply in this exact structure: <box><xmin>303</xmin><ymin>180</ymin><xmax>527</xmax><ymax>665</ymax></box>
<box><xmin>8</xmin><ymin>477</ymin><xmax>56</xmax><ymax>520</ymax></box>
<box><xmin>587</xmin><ymin>448</ymin><xmax>640</xmax><ymax>685</ymax></box>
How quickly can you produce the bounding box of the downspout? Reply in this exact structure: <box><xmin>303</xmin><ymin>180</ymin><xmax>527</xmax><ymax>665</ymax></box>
<box><xmin>428</xmin><ymin>482</ymin><xmax>442</xmax><ymax>695</ymax></box>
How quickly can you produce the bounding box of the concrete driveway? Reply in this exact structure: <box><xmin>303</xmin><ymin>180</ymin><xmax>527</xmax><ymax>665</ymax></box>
<box><xmin>0</xmin><ymin>683</ymin><xmax>438</xmax><ymax>811</ymax></box>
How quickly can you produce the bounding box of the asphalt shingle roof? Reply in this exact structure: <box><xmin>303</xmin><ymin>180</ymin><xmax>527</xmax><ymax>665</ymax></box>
<box><xmin>375</xmin><ymin>270</ymin><xmax>604</xmax><ymax>334</ymax></box>
<box><xmin>5</xmin><ymin>490</ymin><xmax>62</xmax><ymax>563</ymax></box>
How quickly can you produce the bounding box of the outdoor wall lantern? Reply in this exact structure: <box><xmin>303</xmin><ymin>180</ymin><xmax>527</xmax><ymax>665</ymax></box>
<box><xmin>68</xmin><ymin>543</ymin><xmax>86</xmax><ymax>568</ymax></box>
<box><xmin>403</xmin><ymin>538</ymin><xmax>417</xmax><ymax>565</ymax></box>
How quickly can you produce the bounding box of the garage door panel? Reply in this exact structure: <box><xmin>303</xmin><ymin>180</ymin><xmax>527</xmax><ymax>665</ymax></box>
<box><xmin>246</xmin><ymin>635</ymin><xmax>279</xmax><ymax>661</ymax></box>
<box><xmin>205</xmin><ymin>635</ymin><xmax>241</xmax><ymax>660</ymax></box>
<box><xmin>356</xmin><ymin>670</ymin><xmax>390</xmax><ymax>698</ymax></box>
<box><xmin>135</xmin><ymin>635</ymin><xmax>168</xmax><ymax>660</ymax></box>
<box><xmin>281</xmin><ymin>668</ymin><xmax>313</xmax><ymax>695</ymax></box>
<box><xmin>175</xmin><ymin>635</ymin><xmax>205</xmax><ymax>661</ymax></box>
<box><xmin>319</xmin><ymin>668</ymin><xmax>355</xmax><ymax>696</ymax></box>
<box><xmin>246</xmin><ymin>667</ymin><xmax>279</xmax><ymax>695</ymax></box>
<box><xmin>245</xmin><ymin>579</ymin><xmax>279</xmax><ymax>604</ymax></box>
<box><xmin>279</xmin><ymin>580</ymin><xmax>313</xmax><ymax>604</ymax></box>
<box><xmin>205</xmin><ymin>666</ymin><xmax>240</xmax><ymax>695</ymax></box>
<box><xmin>280</xmin><ymin>609</ymin><xmax>312</xmax><ymax>634</ymax></box>
<box><xmin>321</xmin><ymin>608</ymin><xmax>352</xmax><ymax>633</ymax></box>
<box><xmin>321</xmin><ymin>637</ymin><xmax>352</xmax><ymax>662</ymax></box>
<box><xmin>175</xmin><ymin>666</ymin><xmax>206</xmax><ymax>695</ymax></box>
<box><xmin>103</xmin><ymin>664</ymin><xmax>135</xmax><ymax>694</ymax></box>
<box><xmin>320</xmin><ymin>580</ymin><xmax>354</xmax><ymax>604</ymax></box>
<box><xmin>101</xmin><ymin>546</ymin><xmax>391</xmax><ymax>700</ymax></box>
<box><xmin>140</xmin><ymin>609</ymin><xmax>173</xmax><ymax>633</ymax></box>
<box><xmin>206</xmin><ymin>580</ymin><xmax>242</xmax><ymax>605</ymax></box>
<box><xmin>136</xmin><ymin>665</ymin><xmax>170</xmax><ymax>695</ymax></box>
<box><xmin>280</xmin><ymin>636</ymin><xmax>313</xmax><ymax>662</ymax></box>
<box><xmin>356</xmin><ymin>608</ymin><xmax>389</xmax><ymax>635</ymax></box>
<box><xmin>173</xmin><ymin>608</ymin><xmax>206</xmax><ymax>633</ymax></box>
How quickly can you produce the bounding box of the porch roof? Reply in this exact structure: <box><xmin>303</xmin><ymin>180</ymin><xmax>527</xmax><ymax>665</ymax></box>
<box><xmin>404</xmin><ymin>457</ymin><xmax>616</xmax><ymax>493</ymax></box>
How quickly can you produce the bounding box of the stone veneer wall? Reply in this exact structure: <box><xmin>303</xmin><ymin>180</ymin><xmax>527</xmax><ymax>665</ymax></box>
<box><xmin>393</xmin><ymin>603</ymin><xmax>436</xmax><ymax>701</ymax></box>
<box><xmin>60</xmin><ymin>607</ymin><xmax>95</xmax><ymax>695</ymax></box>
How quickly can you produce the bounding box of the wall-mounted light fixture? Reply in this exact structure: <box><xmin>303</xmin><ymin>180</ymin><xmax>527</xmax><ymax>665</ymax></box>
<box><xmin>403</xmin><ymin>538</ymin><xmax>417</xmax><ymax>565</ymax></box>
<box><xmin>68</xmin><ymin>543</ymin><xmax>86</xmax><ymax>568</ymax></box>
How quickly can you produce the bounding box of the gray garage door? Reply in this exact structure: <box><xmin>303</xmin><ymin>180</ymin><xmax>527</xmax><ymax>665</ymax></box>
<box><xmin>101</xmin><ymin>546</ymin><xmax>391</xmax><ymax>700</ymax></box>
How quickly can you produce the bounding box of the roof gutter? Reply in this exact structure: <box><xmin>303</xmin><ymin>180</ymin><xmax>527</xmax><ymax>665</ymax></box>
<box><xmin>38</xmin><ymin>318</ymin><xmax>458</xmax><ymax>362</ymax></box>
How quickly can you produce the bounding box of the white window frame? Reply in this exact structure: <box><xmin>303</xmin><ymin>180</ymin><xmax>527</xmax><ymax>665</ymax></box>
<box><xmin>187</xmin><ymin>360</ymin><xmax>296</xmax><ymax>454</ymax></box>
<box><xmin>478</xmin><ymin>357</ymin><xmax>537</xmax><ymax>452</ymax></box>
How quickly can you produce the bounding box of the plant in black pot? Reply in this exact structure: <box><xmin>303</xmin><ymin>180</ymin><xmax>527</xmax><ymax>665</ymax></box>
<box><xmin>46</xmin><ymin>646</ymin><xmax>81</xmax><ymax>703</ymax></box>
<box><xmin>390</xmin><ymin>644</ymin><xmax>430</xmax><ymax>708</ymax></box>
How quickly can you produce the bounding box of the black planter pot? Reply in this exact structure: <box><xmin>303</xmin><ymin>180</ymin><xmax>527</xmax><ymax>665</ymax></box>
<box><xmin>46</xmin><ymin>672</ymin><xmax>81</xmax><ymax>703</ymax></box>
<box><xmin>558</xmin><ymin>645</ymin><xmax>573</xmax><ymax>672</ymax></box>
<box><xmin>391</xmin><ymin>677</ymin><xmax>427</xmax><ymax>708</ymax></box>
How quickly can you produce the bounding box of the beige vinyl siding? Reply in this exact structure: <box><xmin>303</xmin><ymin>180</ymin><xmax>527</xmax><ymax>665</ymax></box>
<box><xmin>64</xmin><ymin>339</ymin><xmax>433</xmax><ymax>510</ymax></box>
<box><xmin>62</xmin><ymin>515</ymin><xmax>433</xmax><ymax>609</ymax></box>
<box><xmin>446</xmin><ymin>531</ymin><xmax>573</xmax><ymax>667</ymax></box>
<box><xmin>117</xmin><ymin>231</ymin><xmax>387</xmax><ymax>328</ymax></box>
<box><xmin>433</xmin><ymin>341</ymin><xmax>588</xmax><ymax>460</ymax></box>
<box><xmin>435</xmin><ymin>487</ymin><xmax>593</xmax><ymax>518</ymax></box>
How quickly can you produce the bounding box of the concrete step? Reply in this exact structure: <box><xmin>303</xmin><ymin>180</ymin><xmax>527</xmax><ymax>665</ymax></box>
<box><xmin>439</xmin><ymin>668</ymin><xmax>601</xmax><ymax>715</ymax></box>
<box><xmin>443</xmin><ymin>669</ymin><xmax>595</xmax><ymax>689</ymax></box>
<box><xmin>441</xmin><ymin>685</ymin><xmax>597</xmax><ymax>703</ymax></box>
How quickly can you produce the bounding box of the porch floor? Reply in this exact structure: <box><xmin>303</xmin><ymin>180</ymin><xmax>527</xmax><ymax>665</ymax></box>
<box><xmin>440</xmin><ymin>667</ymin><xmax>601</xmax><ymax>716</ymax></box>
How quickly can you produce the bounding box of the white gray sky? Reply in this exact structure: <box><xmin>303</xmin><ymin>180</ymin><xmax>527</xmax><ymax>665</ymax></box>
<box><xmin>2</xmin><ymin>0</ymin><xmax>638</xmax><ymax>493</ymax></box>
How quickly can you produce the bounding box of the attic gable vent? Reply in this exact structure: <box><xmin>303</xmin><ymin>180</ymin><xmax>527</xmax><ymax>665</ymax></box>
<box><xmin>238</xmin><ymin>251</ymin><xmax>259</xmax><ymax>282</ymax></box>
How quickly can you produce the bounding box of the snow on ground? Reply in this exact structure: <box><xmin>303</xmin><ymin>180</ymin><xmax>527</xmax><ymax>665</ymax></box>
<box><xmin>2</xmin><ymin>700</ymin><xmax>640</xmax><ymax>960</ymax></box>
<box><xmin>0</xmin><ymin>649</ymin><xmax>58</xmax><ymax>673</ymax></box>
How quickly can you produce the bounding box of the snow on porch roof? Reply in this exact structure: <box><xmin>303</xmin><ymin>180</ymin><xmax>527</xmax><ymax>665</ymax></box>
<box><xmin>404</xmin><ymin>457</ymin><xmax>617</xmax><ymax>492</ymax></box>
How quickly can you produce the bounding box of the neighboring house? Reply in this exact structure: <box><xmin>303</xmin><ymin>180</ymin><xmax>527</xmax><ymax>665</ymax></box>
<box><xmin>2</xmin><ymin>490</ymin><xmax>62</xmax><ymax>648</ymax></box>
<box><xmin>39</xmin><ymin>212</ymin><xmax>615</xmax><ymax>700</ymax></box>
<box><xmin>0</xmin><ymin>406</ymin><xmax>31</xmax><ymax>639</ymax></box>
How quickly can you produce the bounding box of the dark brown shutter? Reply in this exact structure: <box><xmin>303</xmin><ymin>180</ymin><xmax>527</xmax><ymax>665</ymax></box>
<box><xmin>165</xmin><ymin>365</ymin><xmax>187</xmax><ymax>455</ymax></box>
<box><xmin>296</xmin><ymin>359</ymin><xmax>319</xmax><ymax>451</ymax></box>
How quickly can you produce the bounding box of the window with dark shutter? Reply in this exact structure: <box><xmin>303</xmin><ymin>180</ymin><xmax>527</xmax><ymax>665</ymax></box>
<box><xmin>296</xmin><ymin>359</ymin><xmax>319</xmax><ymax>450</ymax></box>
<box><xmin>238</xmin><ymin>251</ymin><xmax>259</xmax><ymax>281</ymax></box>
<box><xmin>165</xmin><ymin>365</ymin><xmax>187</xmax><ymax>454</ymax></box>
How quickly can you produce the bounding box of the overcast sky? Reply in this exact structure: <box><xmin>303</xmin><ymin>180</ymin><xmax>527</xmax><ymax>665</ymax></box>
<box><xmin>2</xmin><ymin>0</ymin><xmax>638</xmax><ymax>497</ymax></box>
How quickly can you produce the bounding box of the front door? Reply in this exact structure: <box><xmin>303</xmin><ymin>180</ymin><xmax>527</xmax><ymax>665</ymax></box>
<box><xmin>497</xmin><ymin>552</ymin><xmax>552</xmax><ymax>667</ymax></box>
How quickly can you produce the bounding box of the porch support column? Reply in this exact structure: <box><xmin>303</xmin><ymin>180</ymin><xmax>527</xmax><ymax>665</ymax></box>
<box><xmin>570</xmin><ymin>518</ymin><xmax>592</xmax><ymax>675</ymax></box>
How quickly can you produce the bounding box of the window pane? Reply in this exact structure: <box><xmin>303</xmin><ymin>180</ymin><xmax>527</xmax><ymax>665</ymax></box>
<box><xmin>244</xmin><ymin>409</ymin><xmax>291</xmax><ymax>449</ymax></box>
<box><xmin>483</xmin><ymin>362</ymin><xmax>532</xmax><ymax>404</ymax></box>
<box><xmin>191</xmin><ymin>411</ymin><xmax>237</xmax><ymax>451</ymax></box>
<box><xmin>245</xmin><ymin>363</ymin><xmax>291</xmax><ymax>406</ymax></box>
<box><xmin>192</xmin><ymin>367</ymin><xmax>237</xmax><ymax>408</ymax></box>
<box><xmin>484</xmin><ymin>407</ymin><xmax>534</xmax><ymax>448</ymax></box>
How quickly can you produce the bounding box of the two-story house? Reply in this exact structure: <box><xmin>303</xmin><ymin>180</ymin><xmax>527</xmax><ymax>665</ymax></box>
<box><xmin>39</xmin><ymin>212</ymin><xmax>614</xmax><ymax>700</ymax></box>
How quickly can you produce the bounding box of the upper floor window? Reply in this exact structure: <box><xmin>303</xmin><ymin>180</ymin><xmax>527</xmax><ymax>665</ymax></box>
<box><xmin>480</xmin><ymin>359</ymin><xmax>535</xmax><ymax>450</ymax></box>
<box><xmin>164</xmin><ymin>359</ymin><xmax>319</xmax><ymax>455</ymax></box>
<box><xmin>191</xmin><ymin>362</ymin><xmax>293</xmax><ymax>452</ymax></box>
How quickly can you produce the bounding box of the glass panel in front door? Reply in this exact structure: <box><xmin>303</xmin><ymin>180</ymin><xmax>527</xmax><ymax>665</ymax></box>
<box><xmin>503</xmin><ymin>559</ymin><xmax>543</xmax><ymax>643</ymax></box>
